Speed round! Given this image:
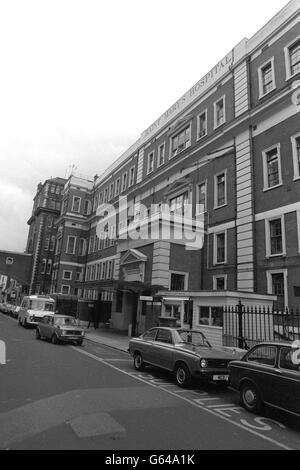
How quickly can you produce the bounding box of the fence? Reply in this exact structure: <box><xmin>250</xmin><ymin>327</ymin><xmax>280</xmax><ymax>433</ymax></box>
<box><xmin>223</xmin><ymin>302</ymin><xmax>300</xmax><ymax>350</ymax></box>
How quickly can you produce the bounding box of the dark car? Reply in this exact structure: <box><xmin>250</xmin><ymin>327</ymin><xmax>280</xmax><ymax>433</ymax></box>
<box><xmin>129</xmin><ymin>327</ymin><xmax>244</xmax><ymax>388</ymax></box>
<box><xmin>36</xmin><ymin>315</ymin><xmax>85</xmax><ymax>346</ymax></box>
<box><xmin>229</xmin><ymin>342</ymin><xmax>300</xmax><ymax>416</ymax></box>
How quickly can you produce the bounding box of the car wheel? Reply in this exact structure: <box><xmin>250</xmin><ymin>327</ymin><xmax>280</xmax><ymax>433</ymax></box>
<box><xmin>134</xmin><ymin>352</ymin><xmax>145</xmax><ymax>371</ymax></box>
<box><xmin>77</xmin><ymin>340</ymin><xmax>83</xmax><ymax>346</ymax></box>
<box><xmin>175</xmin><ymin>363</ymin><xmax>191</xmax><ymax>388</ymax></box>
<box><xmin>240</xmin><ymin>382</ymin><xmax>262</xmax><ymax>413</ymax></box>
<box><xmin>36</xmin><ymin>328</ymin><xmax>41</xmax><ymax>340</ymax></box>
<box><xmin>51</xmin><ymin>334</ymin><xmax>59</xmax><ymax>345</ymax></box>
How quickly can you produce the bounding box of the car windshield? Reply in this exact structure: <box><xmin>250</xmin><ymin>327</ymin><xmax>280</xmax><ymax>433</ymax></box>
<box><xmin>29</xmin><ymin>300</ymin><xmax>54</xmax><ymax>311</ymax></box>
<box><xmin>54</xmin><ymin>317</ymin><xmax>77</xmax><ymax>326</ymax></box>
<box><xmin>175</xmin><ymin>330</ymin><xmax>211</xmax><ymax>348</ymax></box>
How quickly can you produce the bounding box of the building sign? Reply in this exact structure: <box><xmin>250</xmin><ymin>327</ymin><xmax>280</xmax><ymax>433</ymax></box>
<box><xmin>141</xmin><ymin>51</ymin><xmax>234</xmax><ymax>141</ymax></box>
<box><xmin>140</xmin><ymin>296</ymin><xmax>153</xmax><ymax>302</ymax></box>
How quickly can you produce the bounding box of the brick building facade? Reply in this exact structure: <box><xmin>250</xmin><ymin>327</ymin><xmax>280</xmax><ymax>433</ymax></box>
<box><xmin>25</xmin><ymin>1</ymin><xmax>300</xmax><ymax>335</ymax></box>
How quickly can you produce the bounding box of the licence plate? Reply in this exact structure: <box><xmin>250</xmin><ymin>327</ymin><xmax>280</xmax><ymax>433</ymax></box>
<box><xmin>213</xmin><ymin>375</ymin><xmax>229</xmax><ymax>382</ymax></box>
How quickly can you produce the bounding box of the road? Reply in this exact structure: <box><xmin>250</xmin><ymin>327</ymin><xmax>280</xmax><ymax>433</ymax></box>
<box><xmin>0</xmin><ymin>313</ymin><xmax>300</xmax><ymax>451</ymax></box>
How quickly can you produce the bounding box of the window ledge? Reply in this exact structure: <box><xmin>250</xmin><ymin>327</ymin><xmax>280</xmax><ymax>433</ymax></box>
<box><xmin>266</xmin><ymin>253</ymin><xmax>287</xmax><ymax>259</ymax></box>
<box><xmin>197</xmin><ymin>134</ymin><xmax>208</xmax><ymax>142</ymax></box>
<box><xmin>213</xmin><ymin>204</ymin><xmax>228</xmax><ymax>211</ymax></box>
<box><xmin>263</xmin><ymin>184</ymin><xmax>283</xmax><ymax>193</ymax></box>
<box><xmin>213</xmin><ymin>121</ymin><xmax>226</xmax><ymax>131</ymax></box>
<box><xmin>258</xmin><ymin>87</ymin><xmax>276</xmax><ymax>100</ymax></box>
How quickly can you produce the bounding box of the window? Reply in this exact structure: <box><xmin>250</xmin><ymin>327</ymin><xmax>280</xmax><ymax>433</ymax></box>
<box><xmin>214</xmin><ymin>96</ymin><xmax>226</xmax><ymax>128</ymax></box>
<box><xmin>107</xmin><ymin>260</ymin><xmax>114</xmax><ymax>279</ymax></box>
<box><xmin>109</xmin><ymin>182</ymin><xmax>114</xmax><ymax>200</ymax></box>
<box><xmin>61</xmin><ymin>285</ymin><xmax>71</xmax><ymax>295</ymax></box>
<box><xmin>214</xmin><ymin>172</ymin><xmax>227</xmax><ymax>208</ymax></box>
<box><xmin>258</xmin><ymin>58</ymin><xmax>276</xmax><ymax>98</ymax></box>
<box><xmin>214</xmin><ymin>232</ymin><xmax>227</xmax><ymax>265</ymax></box>
<box><xmin>197</xmin><ymin>110</ymin><xmax>207</xmax><ymax>139</ymax></box>
<box><xmin>66</xmin><ymin>236</ymin><xmax>76</xmax><ymax>254</ymax></box>
<box><xmin>170</xmin><ymin>125</ymin><xmax>191</xmax><ymax>158</ymax></box>
<box><xmin>267</xmin><ymin>270</ymin><xmax>288</xmax><ymax>311</ymax></box>
<box><xmin>84</xmin><ymin>200</ymin><xmax>91</xmax><ymax>215</ymax></box>
<box><xmin>169</xmin><ymin>191</ymin><xmax>189</xmax><ymax>216</ymax></box>
<box><xmin>41</xmin><ymin>259</ymin><xmax>46</xmax><ymax>274</ymax></box>
<box><xmin>115</xmin><ymin>178</ymin><xmax>121</xmax><ymax>196</ymax></box>
<box><xmin>72</xmin><ymin>196</ymin><xmax>81</xmax><ymax>213</ymax></box>
<box><xmin>291</xmin><ymin>134</ymin><xmax>300</xmax><ymax>180</ymax></box>
<box><xmin>170</xmin><ymin>272</ymin><xmax>187</xmax><ymax>291</ymax></box>
<box><xmin>79</xmin><ymin>238</ymin><xmax>86</xmax><ymax>256</ymax></box>
<box><xmin>246</xmin><ymin>345</ymin><xmax>277</xmax><ymax>367</ymax></box>
<box><xmin>279</xmin><ymin>347</ymin><xmax>300</xmax><ymax>372</ymax></box>
<box><xmin>284</xmin><ymin>37</ymin><xmax>300</xmax><ymax>80</ymax></box>
<box><xmin>270</xmin><ymin>219</ymin><xmax>283</xmax><ymax>255</ymax></box>
<box><xmin>213</xmin><ymin>275</ymin><xmax>227</xmax><ymax>291</ymax></box>
<box><xmin>196</xmin><ymin>181</ymin><xmax>207</xmax><ymax>214</ymax></box>
<box><xmin>104</xmin><ymin>188</ymin><xmax>108</xmax><ymax>203</ymax></box>
<box><xmin>121</xmin><ymin>173</ymin><xmax>128</xmax><ymax>192</ymax></box>
<box><xmin>76</xmin><ymin>271</ymin><xmax>82</xmax><ymax>282</ymax></box>
<box><xmin>155</xmin><ymin>329</ymin><xmax>173</xmax><ymax>344</ymax></box>
<box><xmin>158</xmin><ymin>144</ymin><xmax>165</xmax><ymax>167</ymax></box>
<box><xmin>143</xmin><ymin>329</ymin><xmax>158</xmax><ymax>340</ymax></box>
<box><xmin>129</xmin><ymin>167</ymin><xmax>135</xmax><ymax>187</ymax></box>
<box><xmin>198</xmin><ymin>306</ymin><xmax>223</xmax><ymax>327</ymax></box>
<box><xmin>44</xmin><ymin>238</ymin><xmax>50</xmax><ymax>251</ymax></box>
<box><xmin>262</xmin><ymin>145</ymin><xmax>282</xmax><ymax>191</ymax></box>
<box><xmin>49</xmin><ymin>236</ymin><xmax>55</xmax><ymax>252</ymax></box>
<box><xmin>265</xmin><ymin>216</ymin><xmax>286</xmax><ymax>257</ymax></box>
<box><xmin>63</xmin><ymin>271</ymin><xmax>72</xmax><ymax>281</ymax></box>
<box><xmin>147</xmin><ymin>152</ymin><xmax>154</xmax><ymax>175</ymax></box>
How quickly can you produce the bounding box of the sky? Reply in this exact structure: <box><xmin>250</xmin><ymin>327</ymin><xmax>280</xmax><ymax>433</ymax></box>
<box><xmin>0</xmin><ymin>0</ymin><xmax>291</xmax><ymax>252</ymax></box>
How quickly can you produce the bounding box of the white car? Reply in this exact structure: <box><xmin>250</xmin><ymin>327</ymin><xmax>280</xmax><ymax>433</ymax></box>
<box><xmin>18</xmin><ymin>295</ymin><xmax>55</xmax><ymax>328</ymax></box>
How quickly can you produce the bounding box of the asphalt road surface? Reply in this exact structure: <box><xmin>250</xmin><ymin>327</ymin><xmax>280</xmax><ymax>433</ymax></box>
<box><xmin>1</xmin><ymin>313</ymin><xmax>300</xmax><ymax>450</ymax></box>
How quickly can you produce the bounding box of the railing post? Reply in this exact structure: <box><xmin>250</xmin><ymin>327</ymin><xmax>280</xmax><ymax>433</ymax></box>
<box><xmin>237</xmin><ymin>300</ymin><xmax>244</xmax><ymax>349</ymax></box>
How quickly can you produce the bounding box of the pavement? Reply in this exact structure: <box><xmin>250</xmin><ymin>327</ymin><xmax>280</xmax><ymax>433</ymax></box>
<box><xmin>83</xmin><ymin>325</ymin><xmax>131</xmax><ymax>353</ymax></box>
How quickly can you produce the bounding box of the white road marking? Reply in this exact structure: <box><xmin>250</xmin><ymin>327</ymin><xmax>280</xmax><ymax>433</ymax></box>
<box><xmin>71</xmin><ymin>346</ymin><xmax>293</xmax><ymax>450</ymax></box>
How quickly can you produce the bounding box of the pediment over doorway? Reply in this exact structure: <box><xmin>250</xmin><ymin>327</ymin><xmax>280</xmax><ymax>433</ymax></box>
<box><xmin>120</xmin><ymin>249</ymin><xmax>147</xmax><ymax>266</ymax></box>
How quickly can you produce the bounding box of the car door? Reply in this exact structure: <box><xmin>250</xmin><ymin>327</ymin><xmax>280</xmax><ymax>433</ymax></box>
<box><xmin>271</xmin><ymin>346</ymin><xmax>300</xmax><ymax>415</ymax></box>
<box><xmin>242</xmin><ymin>345</ymin><xmax>278</xmax><ymax>404</ymax></box>
<box><xmin>152</xmin><ymin>329</ymin><xmax>175</xmax><ymax>371</ymax></box>
<box><xmin>139</xmin><ymin>328</ymin><xmax>158</xmax><ymax>364</ymax></box>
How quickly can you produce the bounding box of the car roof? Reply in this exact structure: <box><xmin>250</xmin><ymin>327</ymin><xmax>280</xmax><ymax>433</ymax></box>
<box><xmin>250</xmin><ymin>341</ymin><xmax>296</xmax><ymax>348</ymax></box>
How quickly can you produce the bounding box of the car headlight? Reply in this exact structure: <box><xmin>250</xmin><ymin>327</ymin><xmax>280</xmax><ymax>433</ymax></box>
<box><xmin>200</xmin><ymin>359</ymin><xmax>208</xmax><ymax>369</ymax></box>
<box><xmin>81</xmin><ymin>331</ymin><xmax>84</xmax><ymax>336</ymax></box>
<box><xmin>61</xmin><ymin>330</ymin><xmax>67</xmax><ymax>335</ymax></box>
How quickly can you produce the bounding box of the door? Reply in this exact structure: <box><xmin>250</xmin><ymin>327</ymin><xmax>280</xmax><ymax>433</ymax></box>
<box><xmin>272</xmin><ymin>346</ymin><xmax>300</xmax><ymax>414</ymax></box>
<box><xmin>244</xmin><ymin>345</ymin><xmax>278</xmax><ymax>404</ymax></box>
<box><xmin>152</xmin><ymin>329</ymin><xmax>175</xmax><ymax>370</ymax></box>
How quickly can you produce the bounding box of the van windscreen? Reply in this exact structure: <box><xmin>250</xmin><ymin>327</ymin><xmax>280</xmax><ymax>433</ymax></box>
<box><xmin>29</xmin><ymin>300</ymin><xmax>54</xmax><ymax>311</ymax></box>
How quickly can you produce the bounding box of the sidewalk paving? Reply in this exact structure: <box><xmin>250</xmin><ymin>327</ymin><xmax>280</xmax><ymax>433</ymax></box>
<box><xmin>83</xmin><ymin>326</ymin><xmax>131</xmax><ymax>353</ymax></box>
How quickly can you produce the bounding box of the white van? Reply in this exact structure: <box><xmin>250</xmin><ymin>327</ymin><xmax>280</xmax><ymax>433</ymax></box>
<box><xmin>18</xmin><ymin>295</ymin><xmax>55</xmax><ymax>328</ymax></box>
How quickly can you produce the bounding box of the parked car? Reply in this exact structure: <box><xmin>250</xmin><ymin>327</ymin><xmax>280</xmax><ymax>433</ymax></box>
<box><xmin>229</xmin><ymin>342</ymin><xmax>300</xmax><ymax>416</ymax></box>
<box><xmin>36</xmin><ymin>315</ymin><xmax>85</xmax><ymax>346</ymax></box>
<box><xmin>18</xmin><ymin>295</ymin><xmax>55</xmax><ymax>328</ymax></box>
<box><xmin>0</xmin><ymin>303</ymin><xmax>10</xmax><ymax>314</ymax></box>
<box><xmin>128</xmin><ymin>327</ymin><xmax>244</xmax><ymax>388</ymax></box>
<box><xmin>10</xmin><ymin>305</ymin><xmax>21</xmax><ymax>319</ymax></box>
